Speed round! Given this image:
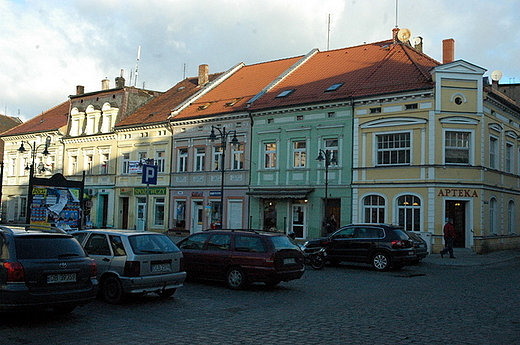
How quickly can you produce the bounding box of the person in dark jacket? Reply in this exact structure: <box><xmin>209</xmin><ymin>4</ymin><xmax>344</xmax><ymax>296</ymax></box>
<box><xmin>440</xmin><ymin>218</ymin><xmax>456</xmax><ymax>258</ymax></box>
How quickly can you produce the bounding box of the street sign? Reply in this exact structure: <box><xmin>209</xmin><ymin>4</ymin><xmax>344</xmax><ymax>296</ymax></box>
<box><xmin>141</xmin><ymin>164</ymin><xmax>158</xmax><ymax>185</ymax></box>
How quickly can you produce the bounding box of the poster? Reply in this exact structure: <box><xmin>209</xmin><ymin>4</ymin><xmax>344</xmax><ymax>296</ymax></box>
<box><xmin>30</xmin><ymin>185</ymin><xmax>81</xmax><ymax>230</ymax></box>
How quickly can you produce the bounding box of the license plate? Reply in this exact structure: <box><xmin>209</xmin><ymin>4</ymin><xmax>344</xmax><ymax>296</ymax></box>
<box><xmin>47</xmin><ymin>273</ymin><xmax>76</xmax><ymax>284</ymax></box>
<box><xmin>283</xmin><ymin>258</ymin><xmax>296</xmax><ymax>265</ymax></box>
<box><xmin>151</xmin><ymin>263</ymin><xmax>171</xmax><ymax>273</ymax></box>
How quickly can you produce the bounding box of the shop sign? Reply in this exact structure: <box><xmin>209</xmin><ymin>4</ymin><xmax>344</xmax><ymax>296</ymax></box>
<box><xmin>437</xmin><ymin>188</ymin><xmax>479</xmax><ymax>197</ymax></box>
<box><xmin>120</xmin><ymin>188</ymin><xmax>133</xmax><ymax>195</ymax></box>
<box><xmin>192</xmin><ymin>191</ymin><xmax>203</xmax><ymax>197</ymax></box>
<box><xmin>134</xmin><ymin>187</ymin><xmax>166</xmax><ymax>195</ymax></box>
<box><xmin>209</xmin><ymin>191</ymin><xmax>222</xmax><ymax>197</ymax></box>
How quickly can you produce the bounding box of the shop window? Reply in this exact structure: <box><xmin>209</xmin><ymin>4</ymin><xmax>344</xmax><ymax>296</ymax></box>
<box><xmin>363</xmin><ymin>195</ymin><xmax>385</xmax><ymax>223</ymax></box>
<box><xmin>397</xmin><ymin>195</ymin><xmax>421</xmax><ymax>231</ymax></box>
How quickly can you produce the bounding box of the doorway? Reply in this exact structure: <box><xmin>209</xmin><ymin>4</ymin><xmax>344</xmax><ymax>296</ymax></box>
<box><xmin>120</xmin><ymin>197</ymin><xmax>129</xmax><ymax>229</ymax></box>
<box><xmin>136</xmin><ymin>197</ymin><xmax>146</xmax><ymax>231</ymax></box>
<box><xmin>192</xmin><ymin>201</ymin><xmax>203</xmax><ymax>233</ymax></box>
<box><xmin>99</xmin><ymin>194</ymin><xmax>108</xmax><ymax>228</ymax></box>
<box><xmin>445</xmin><ymin>200</ymin><xmax>466</xmax><ymax>248</ymax></box>
<box><xmin>291</xmin><ymin>203</ymin><xmax>307</xmax><ymax>238</ymax></box>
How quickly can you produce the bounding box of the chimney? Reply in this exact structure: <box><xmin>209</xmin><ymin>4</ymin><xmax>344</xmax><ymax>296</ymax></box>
<box><xmin>101</xmin><ymin>77</ymin><xmax>110</xmax><ymax>90</ymax></box>
<box><xmin>76</xmin><ymin>85</ymin><xmax>84</xmax><ymax>95</ymax></box>
<box><xmin>198</xmin><ymin>64</ymin><xmax>209</xmax><ymax>86</ymax></box>
<box><xmin>414</xmin><ymin>36</ymin><xmax>423</xmax><ymax>53</ymax></box>
<box><xmin>392</xmin><ymin>27</ymin><xmax>400</xmax><ymax>44</ymax></box>
<box><xmin>442</xmin><ymin>38</ymin><xmax>455</xmax><ymax>64</ymax></box>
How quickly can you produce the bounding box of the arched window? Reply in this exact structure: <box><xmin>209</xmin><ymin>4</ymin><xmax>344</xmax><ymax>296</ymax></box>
<box><xmin>397</xmin><ymin>195</ymin><xmax>421</xmax><ymax>231</ymax></box>
<box><xmin>508</xmin><ymin>200</ymin><xmax>515</xmax><ymax>234</ymax></box>
<box><xmin>363</xmin><ymin>195</ymin><xmax>385</xmax><ymax>223</ymax></box>
<box><xmin>489</xmin><ymin>197</ymin><xmax>497</xmax><ymax>235</ymax></box>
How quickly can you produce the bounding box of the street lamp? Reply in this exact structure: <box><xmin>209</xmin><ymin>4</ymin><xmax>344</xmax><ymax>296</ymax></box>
<box><xmin>208</xmin><ymin>125</ymin><xmax>239</xmax><ymax>229</ymax></box>
<box><xmin>18</xmin><ymin>136</ymin><xmax>52</xmax><ymax>223</ymax></box>
<box><xmin>316</xmin><ymin>149</ymin><xmax>337</xmax><ymax>234</ymax></box>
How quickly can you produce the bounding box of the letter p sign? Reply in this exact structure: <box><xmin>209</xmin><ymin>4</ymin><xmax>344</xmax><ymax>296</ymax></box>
<box><xmin>141</xmin><ymin>164</ymin><xmax>158</xmax><ymax>185</ymax></box>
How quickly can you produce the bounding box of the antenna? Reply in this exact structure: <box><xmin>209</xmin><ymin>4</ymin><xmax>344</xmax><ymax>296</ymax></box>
<box><xmin>395</xmin><ymin>0</ymin><xmax>399</xmax><ymax>27</ymax></box>
<box><xmin>133</xmin><ymin>45</ymin><xmax>141</xmax><ymax>87</ymax></box>
<box><xmin>326</xmin><ymin>14</ymin><xmax>331</xmax><ymax>51</ymax></box>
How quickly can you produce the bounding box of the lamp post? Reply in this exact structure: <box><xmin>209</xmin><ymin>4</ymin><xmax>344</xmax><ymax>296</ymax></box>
<box><xmin>208</xmin><ymin>125</ymin><xmax>239</xmax><ymax>229</ymax></box>
<box><xmin>18</xmin><ymin>136</ymin><xmax>52</xmax><ymax>224</ymax></box>
<box><xmin>316</xmin><ymin>149</ymin><xmax>337</xmax><ymax>234</ymax></box>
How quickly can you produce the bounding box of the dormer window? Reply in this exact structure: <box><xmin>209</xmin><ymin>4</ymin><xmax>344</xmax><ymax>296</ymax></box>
<box><xmin>225</xmin><ymin>98</ymin><xmax>242</xmax><ymax>107</ymax></box>
<box><xmin>275</xmin><ymin>89</ymin><xmax>295</xmax><ymax>98</ymax></box>
<box><xmin>325</xmin><ymin>82</ymin><xmax>344</xmax><ymax>92</ymax></box>
<box><xmin>198</xmin><ymin>102</ymin><xmax>212</xmax><ymax>110</ymax></box>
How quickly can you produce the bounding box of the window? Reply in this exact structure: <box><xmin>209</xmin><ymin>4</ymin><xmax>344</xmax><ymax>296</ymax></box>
<box><xmin>397</xmin><ymin>195</ymin><xmax>421</xmax><ymax>232</ymax></box>
<box><xmin>489</xmin><ymin>136</ymin><xmax>498</xmax><ymax>169</ymax></box>
<box><xmin>370</xmin><ymin>107</ymin><xmax>382</xmax><ymax>114</ymax></box>
<box><xmin>194</xmin><ymin>147</ymin><xmax>205</xmax><ymax>172</ymax></box>
<box><xmin>70</xmin><ymin>155</ymin><xmax>78</xmax><ymax>175</ymax></box>
<box><xmin>85</xmin><ymin>155</ymin><xmax>93</xmax><ymax>174</ymax></box>
<box><xmin>122</xmin><ymin>153</ymin><xmax>130</xmax><ymax>174</ymax></box>
<box><xmin>100</xmin><ymin>153</ymin><xmax>109</xmax><ymax>174</ymax></box>
<box><xmin>156</xmin><ymin>150</ymin><xmax>165</xmax><ymax>173</ymax></box>
<box><xmin>377</xmin><ymin>133</ymin><xmax>410</xmax><ymax>165</ymax></box>
<box><xmin>293</xmin><ymin>140</ymin><xmax>307</xmax><ymax>168</ymax></box>
<box><xmin>489</xmin><ymin>197</ymin><xmax>498</xmax><ymax>235</ymax></box>
<box><xmin>264</xmin><ymin>143</ymin><xmax>277</xmax><ymax>169</ymax></box>
<box><xmin>207</xmin><ymin>234</ymin><xmax>231</xmax><ymax>251</ymax></box>
<box><xmin>363</xmin><ymin>195</ymin><xmax>385</xmax><ymax>223</ymax></box>
<box><xmin>405</xmin><ymin>103</ymin><xmax>418</xmax><ymax>110</ymax></box>
<box><xmin>445</xmin><ymin>131</ymin><xmax>470</xmax><ymax>164</ymax></box>
<box><xmin>178</xmin><ymin>148</ymin><xmax>188</xmax><ymax>172</ymax></box>
<box><xmin>508</xmin><ymin>201</ymin><xmax>515</xmax><ymax>234</ymax></box>
<box><xmin>324</xmin><ymin>139</ymin><xmax>338</xmax><ymax>166</ymax></box>
<box><xmin>325</xmin><ymin>82</ymin><xmax>344</xmax><ymax>92</ymax></box>
<box><xmin>235</xmin><ymin>236</ymin><xmax>267</xmax><ymax>253</ymax></box>
<box><xmin>276</xmin><ymin>89</ymin><xmax>295</xmax><ymax>98</ymax></box>
<box><xmin>154</xmin><ymin>197</ymin><xmax>165</xmax><ymax>226</ymax></box>
<box><xmin>506</xmin><ymin>143</ymin><xmax>513</xmax><ymax>173</ymax></box>
<box><xmin>174</xmin><ymin>200</ymin><xmax>186</xmax><ymax>229</ymax></box>
<box><xmin>232</xmin><ymin>144</ymin><xmax>244</xmax><ymax>170</ymax></box>
<box><xmin>8</xmin><ymin>157</ymin><xmax>16</xmax><ymax>176</ymax></box>
<box><xmin>213</xmin><ymin>146</ymin><xmax>223</xmax><ymax>171</ymax></box>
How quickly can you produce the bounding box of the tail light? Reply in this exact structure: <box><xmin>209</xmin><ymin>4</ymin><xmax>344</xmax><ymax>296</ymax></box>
<box><xmin>124</xmin><ymin>261</ymin><xmax>141</xmax><ymax>277</ymax></box>
<box><xmin>4</xmin><ymin>262</ymin><xmax>25</xmax><ymax>283</ymax></box>
<box><xmin>391</xmin><ymin>240</ymin><xmax>407</xmax><ymax>248</ymax></box>
<box><xmin>90</xmin><ymin>259</ymin><xmax>98</xmax><ymax>278</ymax></box>
<box><xmin>265</xmin><ymin>255</ymin><xmax>275</xmax><ymax>267</ymax></box>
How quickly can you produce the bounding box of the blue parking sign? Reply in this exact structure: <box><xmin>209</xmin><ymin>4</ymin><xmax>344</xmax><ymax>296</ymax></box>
<box><xmin>141</xmin><ymin>164</ymin><xmax>158</xmax><ymax>185</ymax></box>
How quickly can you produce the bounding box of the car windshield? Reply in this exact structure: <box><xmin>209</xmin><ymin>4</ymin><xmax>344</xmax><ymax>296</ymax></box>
<box><xmin>270</xmin><ymin>236</ymin><xmax>300</xmax><ymax>250</ymax></box>
<box><xmin>129</xmin><ymin>234</ymin><xmax>180</xmax><ymax>254</ymax></box>
<box><xmin>15</xmin><ymin>236</ymin><xmax>86</xmax><ymax>259</ymax></box>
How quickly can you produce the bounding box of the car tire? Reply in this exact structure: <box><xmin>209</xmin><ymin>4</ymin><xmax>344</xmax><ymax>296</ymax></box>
<box><xmin>226</xmin><ymin>267</ymin><xmax>247</xmax><ymax>290</ymax></box>
<box><xmin>158</xmin><ymin>288</ymin><xmax>177</xmax><ymax>299</ymax></box>
<box><xmin>371</xmin><ymin>252</ymin><xmax>391</xmax><ymax>271</ymax></box>
<box><xmin>102</xmin><ymin>276</ymin><xmax>124</xmax><ymax>304</ymax></box>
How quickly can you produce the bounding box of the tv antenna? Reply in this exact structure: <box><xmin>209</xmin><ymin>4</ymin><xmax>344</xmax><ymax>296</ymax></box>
<box><xmin>326</xmin><ymin>14</ymin><xmax>331</xmax><ymax>51</ymax></box>
<box><xmin>133</xmin><ymin>45</ymin><xmax>141</xmax><ymax>87</ymax></box>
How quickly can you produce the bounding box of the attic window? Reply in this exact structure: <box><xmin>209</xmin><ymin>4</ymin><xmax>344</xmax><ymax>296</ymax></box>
<box><xmin>405</xmin><ymin>103</ymin><xmax>418</xmax><ymax>110</ymax></box>
<box><xmin>325</xmin><ymin>83</ymin><xmax>344</xmax><ymax>92</ymax></box>
<box><xmin>225</xmin><ymin>98</ymin><xmax>243</xmax><ymax>107</ymax></box>
<box><xmin>370</xmin><ymin>107</ymin><xmax>382</xmax><ymax>114</ymax></box>
<box><xmin>198</xmin><ymin>102</ymin><xmax>212</xmax><ymax>111</ymax></box>
<box><xmin>275</xmin><ymin>89</ymin><xmax>295</xmax><ymax>98</ymax></box>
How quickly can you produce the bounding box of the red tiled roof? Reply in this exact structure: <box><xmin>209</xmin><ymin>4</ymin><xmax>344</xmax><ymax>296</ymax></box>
<box><xmin>0</xmin><ymin>101</ymin><xmax>70</xmax><ymax>137</ymax></box>
<box><xmin>0</xmin><ymin>115</ymin><xmax>23</xmax><ymax>134</ymax></box>
<box><xmin>169</xmin><ymin>56</ymin><xmax>303</xmax><ymax>121</ymax></box>
<box><xmin>249</xmin><ymin>40</ymin><xmax>439</xmax><ymax>111</ymax></box>
<box><xmin>116</xmin><ymin>75</ymin><xmax>221</xmax><ymax>127</ymax></box>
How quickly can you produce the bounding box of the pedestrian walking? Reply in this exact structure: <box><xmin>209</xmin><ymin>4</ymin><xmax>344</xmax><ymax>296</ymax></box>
<box><xmin>440</xmin><ymin>218</ymin><xmax>456</xmax><ymax>258</ymax></box>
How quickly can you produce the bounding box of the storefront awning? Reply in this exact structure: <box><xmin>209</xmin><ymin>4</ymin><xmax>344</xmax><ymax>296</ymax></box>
<box><xmin>247</xmin><ymin>188</ymin><xmax>314</xmax><ymax>199</ymax></box>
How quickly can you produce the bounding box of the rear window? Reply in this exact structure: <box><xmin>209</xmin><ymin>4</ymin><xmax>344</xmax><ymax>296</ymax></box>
<box><xmin>129</xmin><ymin>234</ymin><xmax>180</xmax><ymax>254</ymax></box>
<box><xmin>15</xmin><ymin>236</ymin><xmax>86</xmax><ymax>259</ymax></box>
<box><xmin>393</xmin><ymin>229</ymin><xmax>410</xmax><ymax>240</ymax></box>
<box><xmin>270</xmin><ymin>236</ymin><xmax>300</xmax><ymax>250</ymax></box>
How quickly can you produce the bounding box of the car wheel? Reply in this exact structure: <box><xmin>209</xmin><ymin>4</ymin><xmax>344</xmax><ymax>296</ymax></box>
<box><xmin>310</xmin><ymin>254</ymin><xmax>326</xmax><ymax>270</ymax></box>
<box><xmin>158</xmin><ymin>288</ymin><xmax>177</xmax><ymax>299</ymax></box>
<box><xmin>226</xmin><ymin>267</ymin><xmax>247</xmax><ymax>290</ymax></box>
<box><xmin>102</xmin><ymin>276</ymin><xmax>124</xmax><ymax>304</ymax></box>
<box><xmin>371</xmin><ymin>252</ymin><xmax>391</xmax><ymax>271</ymax></box>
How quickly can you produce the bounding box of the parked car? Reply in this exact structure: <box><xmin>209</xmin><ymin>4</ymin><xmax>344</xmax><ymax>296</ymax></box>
<box><xmin>0</xmin><ymin>224</ymin><xmax>98</xmax><ymax>313</ymax></box>
<box><xmin>406</xmin><ymin>231</ymin><xmax>429</xmax><ymax>263</ymax></box>
<box><xmin>177</xmin><ymin>229</ymin><xmax>305</xmax><ymax>289</ymax></box>
<box><xmin>302</xmin><ymin>223</ymin><xmax>417</xmax><ymax>271</ymax></box>
<box><xmin>72</xmin><ymin>229</ymin><xmax>186</xmax><ymax>304</ymax></box>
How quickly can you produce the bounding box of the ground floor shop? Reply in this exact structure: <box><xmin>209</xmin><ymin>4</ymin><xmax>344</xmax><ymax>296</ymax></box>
<box><xmin>352</xmin><ymin>184</ymin><xmax>520</xmax><ymax>254</ymax></box>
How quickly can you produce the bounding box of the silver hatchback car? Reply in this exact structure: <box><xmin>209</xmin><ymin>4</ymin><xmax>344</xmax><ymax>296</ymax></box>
<box><xmin>73</xmin><ymin>229</ymin><xmax>186</xmax><ymax>304</ymax></box>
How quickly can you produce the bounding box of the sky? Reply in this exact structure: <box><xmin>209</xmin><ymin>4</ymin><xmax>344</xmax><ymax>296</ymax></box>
<box><xmin>1</xmin><ymin>0</ymin><xmax>519</xmax><ymax>121</ymax></box>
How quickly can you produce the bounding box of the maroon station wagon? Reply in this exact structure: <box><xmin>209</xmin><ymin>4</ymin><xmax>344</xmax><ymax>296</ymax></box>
<box><xmin>177</xmin><ymin>230</ymin><xmax>305</xmax><ymax>289</ymax></box>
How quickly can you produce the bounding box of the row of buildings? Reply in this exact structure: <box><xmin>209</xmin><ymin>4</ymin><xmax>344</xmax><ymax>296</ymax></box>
<box><xmin>2</xmin><ymin>28</ymin><xmax>520</xmax><ymax>253</ymax></box>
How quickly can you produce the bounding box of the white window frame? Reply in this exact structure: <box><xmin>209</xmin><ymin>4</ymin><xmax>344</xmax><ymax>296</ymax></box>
<box><xmin>264</xmin><ymin>142</ymin><xmax>277</xmax><ymax>169</ymax></box>
<box><xmin>362</xmin><ymin>194</ymin><xmax>385</xmax><ymax>223</ymax></box>
<box><xmin>178</xmin><ymin>148</ymin><xmax>188</xmax><ymax>172</ymax></box>
<box><xmin>292</xmin><ymin>140</ymin><xmax>307</xmax><ymax>168</ymax></box>
<box><xmin>156</xmin><ymin>150</ymin><xmax>166</xmax><ymax>173</ymax></box>
<box><xmin>375</xmin><ymin>131</ymin><xmax>411</xmax><ymax>166</ymax></box>
<box><xmin>505</xmin><ymin>142</ymin><xmax>513</xmax><ymax>173</ymax></box>
<box><xmin>489</xmin><ymin>136</ymin><xmax>498</xmax><ymax>169</ymax></box>
<box><xmin>444</xmin><ymin>130</ymin><xmax>473</xmax><ymax>165</ymax></box>
<box><xmin>122</xmin><ymin>153</ymin><xmax>130</xmax><ymax>174</ymax></box>
<box><xmin>323</xmin><ymin>138</ymin><xmax>339</xmax><ymax>167</ymax></box>
<box><xmin>232</xmin><ymin>144</ymin><xmax>244</xmax><ymax>170</ymax></box>
<box><xmin>194</xmin><ymin>147</ymin><xmax>205</xmax><ymax>172</ymax></box>
<box><xmin>153</xmin><ymin>197</ymin><xmax>165</xmax><ymax>226</ymax></box>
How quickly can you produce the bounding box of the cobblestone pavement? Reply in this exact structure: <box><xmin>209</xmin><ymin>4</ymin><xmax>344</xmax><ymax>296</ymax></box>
<box><xmin>1</xmin><ymin>256</ymin><xmax>519</xmax><ymax>345</ymax></box>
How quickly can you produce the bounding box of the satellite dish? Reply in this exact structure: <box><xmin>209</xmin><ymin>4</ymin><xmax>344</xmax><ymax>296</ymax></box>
<box><xmin>397</xmin><ymin>28</ymin><xmax>412</xmax><ymax>42</ymax></box>
<box><xmin>491</xmin><ymin>70</ymin><xmax>503</xmax><ymax>81</ymax></box>
<box><xmin>413</xmin><ymin>36</ymin><xmax>422</xmax><ymax>46</ymax></box>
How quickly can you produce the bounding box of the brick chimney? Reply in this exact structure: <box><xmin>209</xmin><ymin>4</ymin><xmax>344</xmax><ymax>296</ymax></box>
<box><xmin>198</xmin><ymin>64</ymin><xmax>209</xmax><ymax>86</ymax></box>
<box><xmin>101</xmin><ymin>77</ymin><xmax>110</xmax><ymax>90</ymax></box>
<box><xmin>76</xmin><ymin>85</ymin><xmax>85</xmax><ymax>95</ymax></box>
<box><xmin>392</xmin><ymin>27</ymin><xmax>400</xmax><ymax>44</ymax></box>
<box><xmin>442</xmin><ymin>38</ymin><xmax>455</xmax><ymax>64</ymax></box>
